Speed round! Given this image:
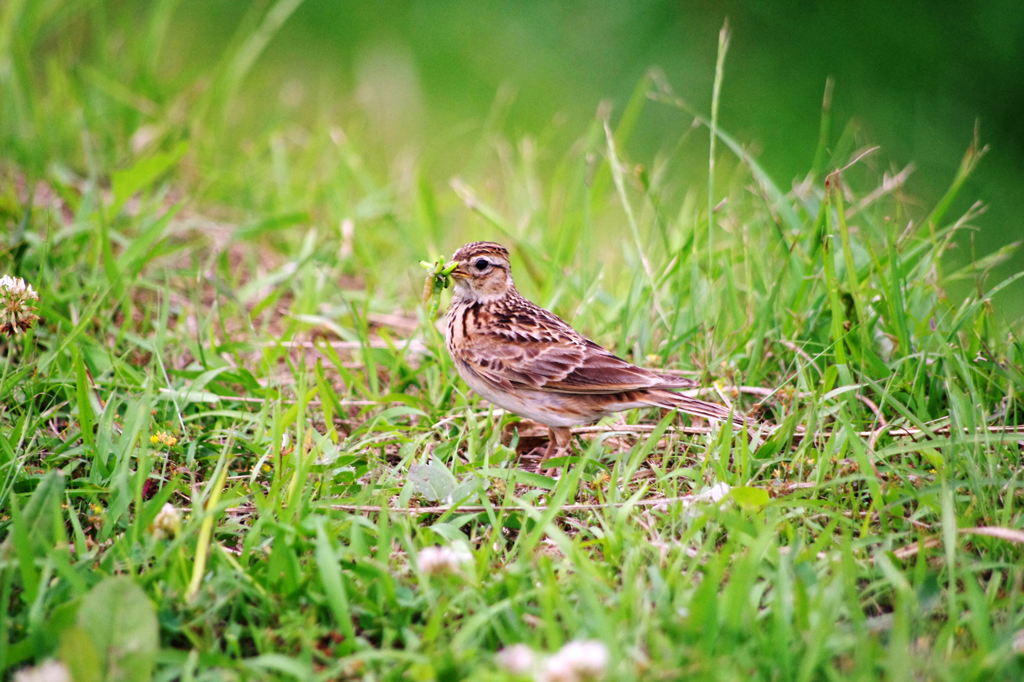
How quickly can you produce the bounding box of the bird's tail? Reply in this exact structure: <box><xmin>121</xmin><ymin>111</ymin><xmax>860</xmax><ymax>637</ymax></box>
<box><xmin>642</xmin><ymin>389</ymin><xmax>746</xmax><ymax>428</ymax></box>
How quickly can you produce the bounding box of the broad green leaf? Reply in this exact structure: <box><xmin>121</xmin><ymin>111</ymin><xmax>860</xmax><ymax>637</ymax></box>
<box><xmin>408</xmin><ymin>457</ymin><xmax>457</xmax><ymax>503</ymax></box>
<box><xmin>77</xmin><ymin>577</ymin><xmax>158</xmax><ymax>682</ymax></box>
<box><xmin>730</xmin><ymin>486</ymin><xmax>771</xmax><ymax>511</ymax></box>
<box><xmin>59</xmin><ymin>626</ymin><xmax>103</xmax><ymax>682</ymax></box>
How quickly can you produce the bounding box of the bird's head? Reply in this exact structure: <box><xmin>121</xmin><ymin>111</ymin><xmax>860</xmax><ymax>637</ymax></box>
<box><xmin>449</xmin><ymin>241</ymin><xmax>514</xmax><ymax>302</ymax></box>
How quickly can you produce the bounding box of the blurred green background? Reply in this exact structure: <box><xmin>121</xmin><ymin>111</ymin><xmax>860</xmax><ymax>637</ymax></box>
<box><xmin>5</xmin><ymin>0</ymin><xmax>1023</xmax><ymax>310</ymax></box>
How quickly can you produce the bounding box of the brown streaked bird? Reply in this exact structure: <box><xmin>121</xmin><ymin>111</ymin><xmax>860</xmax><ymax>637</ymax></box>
<box><xmin>443</xmin><ymin>241</ymin><xmax>742</xmax><ymax>473</ymax></box>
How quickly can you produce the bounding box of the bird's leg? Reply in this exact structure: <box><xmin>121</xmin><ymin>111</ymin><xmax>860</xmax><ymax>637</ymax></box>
<box><xmin>540</xmin><ymin>426</ymin><xmax>573</xmax><ymax>476</ymax></box>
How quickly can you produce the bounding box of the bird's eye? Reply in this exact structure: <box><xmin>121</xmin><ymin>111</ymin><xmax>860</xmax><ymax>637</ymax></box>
<box><xmin>473</xmin><ymin>258</ymin><xmax>490</xmax><ymax>271</ymax></box>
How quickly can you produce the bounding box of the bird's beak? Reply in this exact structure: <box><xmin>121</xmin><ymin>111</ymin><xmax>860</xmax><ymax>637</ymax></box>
<box><xmin>449</xmin><ymin>264</ymin><xmax>470</xmax><ymax>280</ymax></box>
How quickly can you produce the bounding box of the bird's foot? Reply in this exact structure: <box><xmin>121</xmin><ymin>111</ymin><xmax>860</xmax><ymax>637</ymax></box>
<box><xmin>537</xmin><ymin>448</ymin><xmax>570</xmax><ymax>477</ymax></box>
<box><xmin>538</xmin><ymin>427</ymin><xmax>573</xmax><ymax>477</ymax></box>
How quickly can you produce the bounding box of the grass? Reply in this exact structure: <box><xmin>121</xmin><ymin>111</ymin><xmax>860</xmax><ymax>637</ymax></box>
<box><xmin>2</xmin><ymin>2</ymin><xmax>1024</xmax><ymax>681</ymax></box>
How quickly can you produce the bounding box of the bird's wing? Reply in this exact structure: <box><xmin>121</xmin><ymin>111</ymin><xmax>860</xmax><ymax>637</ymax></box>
<box><xmin>462</xmin><ymin>309</ymin><xmax>696</xmax><ymax>394</ymax></box>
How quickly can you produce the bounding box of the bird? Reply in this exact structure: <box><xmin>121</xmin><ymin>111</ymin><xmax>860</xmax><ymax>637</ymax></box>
<box><xmin>443</xmin><ymin>241</ymin><xmax>742</xmax><ymax>473</ymax></box>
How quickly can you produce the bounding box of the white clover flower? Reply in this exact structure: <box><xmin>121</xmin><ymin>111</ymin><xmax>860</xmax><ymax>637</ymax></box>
<box><xmin>0</xmin><ymin>274</ymin><xmax>40</xmax><ymax>336</ymax></box>
<box><xmin>150</xmin><ymin>502</ymin><xmax>182</xmax><ymax>539</ymax></box>
<box><xmin>538</xmin><ymin>640</ymin><xmax>609</xmax><ymax>682</ymax></box>
<box><xmin>496</xmin><ymin>643</ymin><xmax>536</xmax><ymax>675</ymax></box>
<box><xmin>417</xmin><ymin>544</ymin><xmax>470</xmax><ymax>577</ymax></box>
<box><xmin>536</xmin><ymin>656</ymin><xmax>577</xmax><ymax>682</ymax></box>
<box><xmin>0</xmin><ymin>275</ymin><xmax>37</xmax><ymax>299</ymax></box>
<box><xmin>13</xmin><ymin>659</ymin><xmax>70</xmax><ymax>682</ymax></box>
<box><xmin>698</xmin><ymin>481</ymin><xmax>732</xmax><ymax>504</ymax></box>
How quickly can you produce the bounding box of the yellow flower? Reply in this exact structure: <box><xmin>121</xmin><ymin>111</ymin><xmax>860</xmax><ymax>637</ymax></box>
<box><xmin>150</xmin><ymin>431</ymin><xmax>178</xmax><ymax>447</ymax></box>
